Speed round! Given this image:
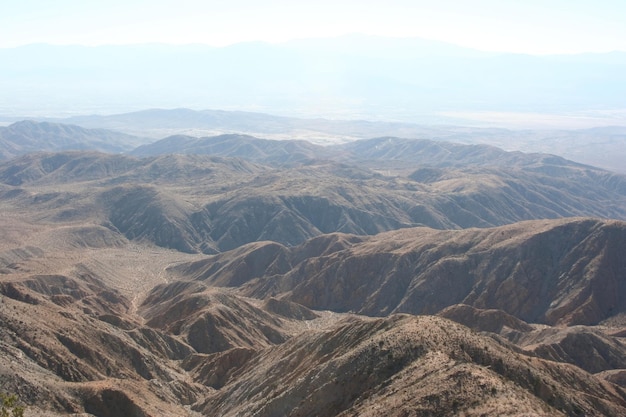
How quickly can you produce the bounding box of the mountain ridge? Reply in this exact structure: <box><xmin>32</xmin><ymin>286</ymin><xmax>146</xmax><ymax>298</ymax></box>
<box><xmin>3</xmin><ymin>113</ymin><xmax>626</xmax><ymax>172</ymax></box>
<box><xmin>169</xmin><ymin>217</ymin><xmax>626</xmax><ymax>325</ymax></box>
<box><xmin>0</xmin><ymin>120</ymin><xmax>145</xmax><ymax>160</ymax></box>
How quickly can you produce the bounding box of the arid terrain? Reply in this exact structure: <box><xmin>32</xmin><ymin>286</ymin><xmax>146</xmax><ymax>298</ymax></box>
<box><xmin>1</xmin><ymin>120</ymin><xmax>625</xmax><ymax>416</ymax></box>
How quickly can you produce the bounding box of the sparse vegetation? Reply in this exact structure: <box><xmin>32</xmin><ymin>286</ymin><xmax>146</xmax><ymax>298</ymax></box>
<box><xmin>0</xmin><ymin>393</ymin><xmax>24</xmax><ymax>417</ymax></box>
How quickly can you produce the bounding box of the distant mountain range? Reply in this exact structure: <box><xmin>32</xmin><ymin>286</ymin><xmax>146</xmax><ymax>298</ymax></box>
<box><xmin>0</xmin><ymin>120</ymin><xmax>145</xmax><ymax>160</ymax></box>
<box><xmin>2</xmin><ymin>112</ymin><xmax>626</xmax><ymax>173</ymax></box>
<box><xmin>1</xmin><ymin>36</ymin><xmax>625</xmax><ymax>121</ymax></box>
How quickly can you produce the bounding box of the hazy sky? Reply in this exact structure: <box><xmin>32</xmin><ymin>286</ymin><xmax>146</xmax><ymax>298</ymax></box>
<box><xmin>2</xmin><ymin>0</ymin><xmax>626</xmax><ymax>54</ymax></box>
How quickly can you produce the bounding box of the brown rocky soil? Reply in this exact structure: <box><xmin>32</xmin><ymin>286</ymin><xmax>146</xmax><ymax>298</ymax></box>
<box><xmin>0</xmin><ymin>144</ymin><xmax>625</xmax><ymax>416</ymax></box>
<box><xmin>1</xmin><ymin>215</ymin><xmax>625</xmax><ymax>416</ymax></box>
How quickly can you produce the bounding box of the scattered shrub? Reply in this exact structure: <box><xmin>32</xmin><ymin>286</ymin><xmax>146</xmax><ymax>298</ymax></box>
<box><xmin>0</xmin><ymin>392</ymin><xmax>24</xmax><ymax>417</ymax></box>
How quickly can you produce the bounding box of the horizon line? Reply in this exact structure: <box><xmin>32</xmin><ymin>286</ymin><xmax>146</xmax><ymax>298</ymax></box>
<box><xmin>2</xmin><ymin>34</ymin><xmax>625</xmax><ymax>56</ymax></box>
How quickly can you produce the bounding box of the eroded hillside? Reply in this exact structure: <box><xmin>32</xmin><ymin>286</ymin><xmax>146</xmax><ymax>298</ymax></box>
<box><xmin>0</xmin><ymin>135</ymin><xmax>625</xmax><ymax>416</ymax></box>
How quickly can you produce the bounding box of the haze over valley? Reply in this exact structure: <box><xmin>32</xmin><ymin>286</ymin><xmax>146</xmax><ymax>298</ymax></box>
<box><xmin>2</xmin><ymin>38</ymin><xmax>626</xmax><ymax>127</ymax></box>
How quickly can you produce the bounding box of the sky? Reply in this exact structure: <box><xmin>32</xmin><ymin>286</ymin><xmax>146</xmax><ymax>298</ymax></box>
<box><xmin>2</xmin><ymin>0</ymin><xmax>626</xmax><ymax>54</ymax></box>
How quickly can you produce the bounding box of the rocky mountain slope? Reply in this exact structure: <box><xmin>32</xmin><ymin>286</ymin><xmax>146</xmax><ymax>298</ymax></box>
<box><xmin>168</xmin><ymin>218</ymin><xmax>626</xmax><ymax>326</ymax></box>
<box><xmin>2</xmin><ymin>190</ymin><xmax>626</xmax><ymax>416</ymax></box>
<box><xmin>2</xmin><ymin>252</ymin><xmax>625</xmax><ymax>416</ymax></box>
<box><xmin>2</xmin><ymin>140</ymin><xmax>626</xmax><ymax>254</ymax></box>
<box><xmin>439</xmin><ymin>304</ymin><xmax>626</xmax><ymax>375</ymax></box>
<box><xmin>1</xmin><ymin>134</ymin><xmax>625</xmax><ymax>415</ymax></box>
<box><xmin>195</xmin><ymin>314</ymin><xmax>626</xmax><ymax>417</ymax></box>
